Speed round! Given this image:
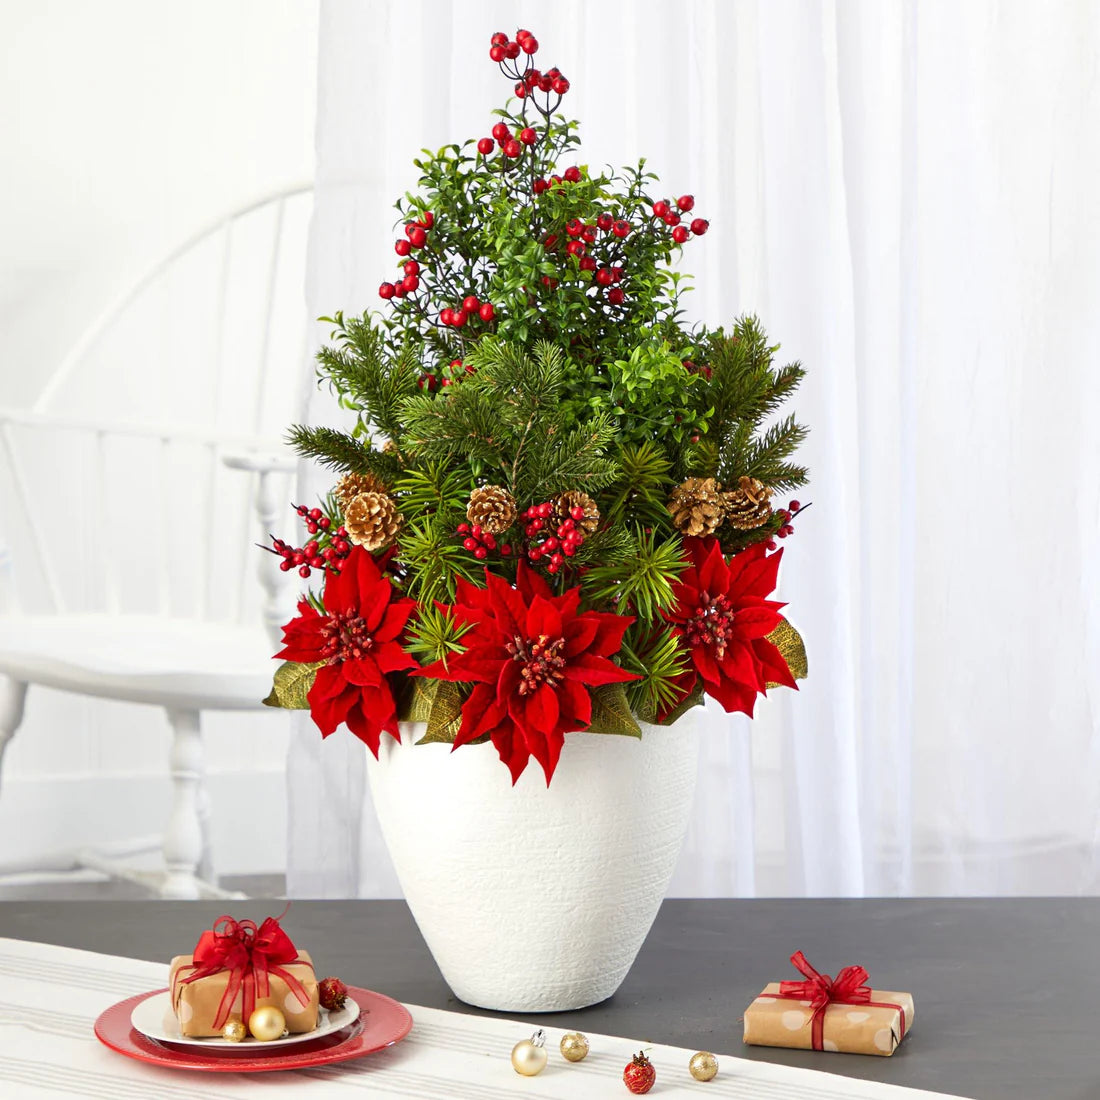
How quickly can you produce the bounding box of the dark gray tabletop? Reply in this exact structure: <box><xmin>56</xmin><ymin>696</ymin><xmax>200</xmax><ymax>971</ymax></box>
<box><xmin>0</xmin><ymin>898</ymin><xmax>1095</xmax><ymax>1100</ymax></box>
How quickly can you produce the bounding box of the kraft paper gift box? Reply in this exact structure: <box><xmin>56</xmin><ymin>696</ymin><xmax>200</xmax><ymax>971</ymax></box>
<box><xmin>743</xmin><ymin>952</ymin><xmax>914</xmax><ymax>1057</ymax></box>
<box><xmin>168</xmin><ymin>948</ymin><xmax>319</xmax><ymax>1038</ymax></box>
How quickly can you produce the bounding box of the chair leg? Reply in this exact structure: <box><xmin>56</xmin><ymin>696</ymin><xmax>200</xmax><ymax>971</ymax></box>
<box><xmin>162</xmin><ymin>708</ymin><xmax>209</xmax><ymax>899</ymax></box>
<box><xmin>0</xmin><ymin>677</ymin><xmax>28</xmax><ymax>797</ymax></box>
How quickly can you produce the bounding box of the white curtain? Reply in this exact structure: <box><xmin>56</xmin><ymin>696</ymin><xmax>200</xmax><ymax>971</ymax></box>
<box><xmin>289</xmin><ymin>0</ymin><xmax>1100</xmax><ymax>898</ymax></box>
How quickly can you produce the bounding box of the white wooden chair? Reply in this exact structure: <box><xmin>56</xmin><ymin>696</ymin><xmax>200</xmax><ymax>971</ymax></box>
<box><xmin>0</xmin><ymin>185</ymin><xmax>312</xmax><ymax>898</ymax></box>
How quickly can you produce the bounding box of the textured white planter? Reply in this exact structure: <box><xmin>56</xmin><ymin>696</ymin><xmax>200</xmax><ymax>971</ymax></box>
<box><xmin>366</xmin><ymin>713</ymin><xmax>701</xmax><ymax>1012</ymax></box>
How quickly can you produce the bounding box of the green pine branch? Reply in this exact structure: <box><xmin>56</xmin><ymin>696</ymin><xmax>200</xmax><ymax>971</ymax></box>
<box><xmin>619</xmin><ymin>624</ymin><xmax>691</xmax><ymax>723</ymax></box>
<box><xmin>286</xmin><ymin>425</ymin><xmax>403</xmax><ymax>482</ymax></box>
<box><xmin>581</xmin><ymin>528</ymin><xmax>686</xmax><ymax>621</ymax></box>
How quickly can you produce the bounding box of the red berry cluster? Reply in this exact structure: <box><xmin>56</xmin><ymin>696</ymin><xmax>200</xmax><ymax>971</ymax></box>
<box><xmin>523</xmin><ymin>501</ymin><xmax>588</xmax><ymax>575</ymax></box>
<box><xmin>440</xmin><ymin>294</ymin><xmax>496</xmax><ymax>329</ymax></box>
<box><xmin>649</xmin><ymin>195</ymin><xmax>709</xmax><ymax>246</ymax></box>
<box><xmin>766</xmin><ymin>499</ymin><xmax>807</xmax><ymax>550</ymax></box>
<box><xmin>477</xmin><ymin>119</ymin><xmax>539</xmax><ymax>160</ymax></box>
<box><xmin>380</xmin><ymin>214</ymin><xmax>434</xmax><ymax>299</ymax></box>
<box><xmin>267</xmin><ymin>504</ymin><xmax>351</xmax><ymax>578</ymax></box>
<box><xmin>488</xmin><ymin>29</ymin><xmax>570</xmax><ymax>115</ymax></box>
<box><xmin>455</xmin><ymin>521</ymin><xmax>513</xmax><ymax>561</ymax></box>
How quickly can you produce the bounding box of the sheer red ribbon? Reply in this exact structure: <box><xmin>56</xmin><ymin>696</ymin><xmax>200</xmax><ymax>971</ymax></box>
<box><xmin>773</xmin><ymin>950</ymin><xmax>907</xmax><ymax>1052</ymax></box>
<box><xmin>176</xmin><ymin>912</ymin><xmax>311</xmax><ymax>1030</ymax></box>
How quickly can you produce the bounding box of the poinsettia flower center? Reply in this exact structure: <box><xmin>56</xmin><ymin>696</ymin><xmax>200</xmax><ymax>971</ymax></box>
<box><xmin>506</xmin><ymin>633</ymin><xmax>568</xmax><ymax>695</ymax></box>
<box><xmin>684</xmin><ymin>593</ymin><xmax>738</xmax><ymax>659</ymax></box>
<box><xmin>319</xmin><ymin>611</ymin><xmax>375</xmax><ymax>664</ymax></box>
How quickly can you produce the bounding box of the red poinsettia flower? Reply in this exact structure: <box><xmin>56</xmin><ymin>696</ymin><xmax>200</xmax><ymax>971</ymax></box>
<box><xmin>663</xmin><ymin>538</ymin><xmax>796</xmax><ymax>718</ymax></box>
<box><xmin>418</xmin><ymin>565</ymin><xmax>637</xmax><ymax>784</ymax></box>
<box><xmin>276</xmin><ymin>545</ymin><xmax>418</xmax><ymax>754</ymax></box>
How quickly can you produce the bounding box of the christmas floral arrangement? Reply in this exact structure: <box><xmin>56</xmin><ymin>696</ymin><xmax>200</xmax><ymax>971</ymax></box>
<box><xmin>265</xmin><ymin>28</ymin><xmax>809</xmax><ymax>784</ymax></box>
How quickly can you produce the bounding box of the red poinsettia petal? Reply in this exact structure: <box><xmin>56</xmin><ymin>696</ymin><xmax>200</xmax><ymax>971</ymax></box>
<box><xmin>525</xmin><ymin>595</ymin><xmax>564</xmax><ymax>644</ymax></box>
<box><xmin>340</xmin><ymin>657</ymin><xmax>382</xmax><ymax>687</ymax></box>
<box><xmin>373</xmin><ymin>598</ymin><xmax>416</xmax><ymax>643</ymax></box>
<box><xmin>754</xmin><ymin>635</ymin><xmax>798</xmax><ymax>689</ymax></box>
<box><xmin>733</xmin><ymin>604</ymin><xmax>785</xmax><ymax>640</ymax></box>
<box><xmin>275</xmin><ymin>638</ymin><xmax>325</xmax><ymax>663</ymax></box>
<box><xmin>691</xmin><ymin>642</ymin><xmax>722</xmax><ymax>686</ymax></box>
<box><xmin>694</xmin><ymin>537</ymin><xmax>728</xmax><ymax>596</ymax></box>
<box><xmin>344</xmin><ymin>697</ymin><xmax>389</xmax><ymax>757</ymax></box>
<box><xmin>563</xmin><ymin>615</ymin><xmax>599</xmax><ymax>657</ymax></box>
<box><xmin>360</xmin><ymin>578</ymin><xmax>396</xmax><ymax>633</ymax></box>
<box><xmin>581</xmin><ymin>611</ymin><xmax>634</xmax><ymax>656</ymax></box>
<box><xmin>322</xmin><ymin>551</ymin><xmax>360</xmax><ymax>614</ymax></box>
<box><xmin>717</xmin><ymin>640</ymin><xmax>763</xmax><ymax>692</ymax></box>
<box><xmin>518</xmin><ymin>682</ymin><xmax>560</xmax><ymax>736</ymax></box>
<box><xmin>522</xmin><ymin>719</ymin><xmax>566</xmax><ymax>787</ymax></box>
<box><xmin>491</xmin><ymin>722</ymin><xmax>533</xmax><ymax>785</ymax></box>
<box><xmin>454</xmin><ymin>684</ymin><xmax>509</xmax><ymax>749</ymax></box>
<box><xmin>485</xmin><ymin>570</ymin><xmax>530</xmax><ymax>638</ymax></box>
<box><xmin>446</xmin><ymin>644</ymin><xmax>507</xmax><ymax>683</ymax></box>
<box><xmin>514</xmin><ymin>561</ymin><xmax>551</xmax><ymax>602</ymax></box>
<box><xmin>307</xmin><ymin>668</ymin><xmax>356</xmax><ymax>736</ymax></box>
<box><xmin>726</xmin><ymin>543</ymin><xmax>782</xmax><ymax>602</ymax></box>
<box><xmin>563</xmin><ymin>652</ymin><xmax>639</xmax><ymax>686</ymax></box>
<box><xmin>558</xmin><ymin>678</ymin><xmax>592</xmax><ymax>728</ymax></box>
<box><xmin>375</xmin><ymin>641</ymin><xmax>419</xmax><ymax>675</ymax></box>
<box><xmin>705</xmin><ymin>673</ymin><xmax>760</xmax><ymax>717</ymax></box>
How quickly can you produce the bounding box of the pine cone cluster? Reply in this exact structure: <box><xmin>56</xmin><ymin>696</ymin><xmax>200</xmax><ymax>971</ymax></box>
<box><xmin>667</xmin><ymin>477</ymin><xmax>726</xmax><ymax>537</ymax></box>
<box><xmin>334</xmin><ymin>471</ymin><xmax>390</xmax><ymax>511</ymax></box>
<box><xmin>467</xmin><ymin>485</ymin><xmax>517</xmax><ymax>534</ymax></box>
<box><xmin>724</xmin><ymin>476</ymin><xmax>773</xmax><ymax>530</ymax></box>
<box><xmin>552</xmin><ymin>489</ymin><xmax>600</xmax><ymax>536</ymax></box>
<box><xmin>344</xmin><ymin>491</ymin><xmax>402</xmax><ymax>551</ymax></box>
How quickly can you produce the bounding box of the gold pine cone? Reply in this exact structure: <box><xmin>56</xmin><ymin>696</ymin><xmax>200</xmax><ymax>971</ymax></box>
<box><xmin>552</xmin><ymin>490</ymin><xmax>600</xmax><ymax>536</ymax></box>
<box><xmin>724</xmin><ymin>475</ymin><xmax>773</xmax><ymax>530</ymax></box>
<box><xmin>344</xmin><ymin>491</ymin><xmax>402</xmax><ymax>551</ymax></box>
<box><xmin>335</xmin><ymin>471</ymin><xmax>389</xmax><ymax>511</ymax></box>
<box><xmin>467</xmin><ymin>485</ymin><xmax>517</xmax><ymax>535</ymax></box>
<box><xmin>668</xmin><ymin>476</ymin><xmax>726</xmax><ymax>537</ymax></box>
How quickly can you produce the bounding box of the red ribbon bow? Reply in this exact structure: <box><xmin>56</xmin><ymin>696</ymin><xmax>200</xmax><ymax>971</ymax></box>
<box><xmin>177</xmin><ymin>911</ymin><xmax>311</xmax><ymax>1030</ymax></box>
<box><xmin>775</xmin><ymin>950</ymin><xmax>906</xmax><ymax>1052</ymax></box>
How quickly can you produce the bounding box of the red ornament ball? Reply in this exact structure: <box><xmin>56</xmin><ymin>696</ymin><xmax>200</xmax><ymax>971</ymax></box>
<box><xmin>452</xmin><ymin>309</ymin><xmax>468</xmax><ymax>327</ymax></box>
<box><xmin>477</xmin><ymin>137</ymin><xmax>494</xmax><ymax>155</ymax></box>
<box><xmin>624</xmin><ymin>1052</ymin><xmax>656</xmax><ymax>1094</ymax></box>
<box><xmin>690</xmin><ymin>218</ymin><xmax>710</xmax><ymax>236</ymax></box>
<box><xmin>579</xmin><ymin>256</ymin><xmax>597</xmax><ymax>272</ymax></box>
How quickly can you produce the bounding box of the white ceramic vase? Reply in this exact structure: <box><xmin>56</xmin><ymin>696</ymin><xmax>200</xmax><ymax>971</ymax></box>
<box><xmin>365</xmin><ymin>712</ymin><xmax>701</xmax><ymax>1012</ymax></box>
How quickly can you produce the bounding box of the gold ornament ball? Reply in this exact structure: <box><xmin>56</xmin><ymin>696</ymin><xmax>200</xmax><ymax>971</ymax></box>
<box><xmin>560</xmin><ymin>1031</ymin><xmax>590</xmax><ymax>1062</ymax></box>
<box><xmin>689</xmin><ymin>1051</ymin><xmax>719</xmax><ymax>1081</ymax></box>
<box><xmin>511</xmin><ymin>1031</ymin><xmax>548</xmax><ymax>1076</ymax></box>
<box><xmin>248</xmin><ymin>1005</ymin><xmax>287</xmax><ymax>1042</ymax></box>
<box><xmin>221</xmin><ymin>1016</ymin><xmax>247</xmax><ymax>1043</ymax></box>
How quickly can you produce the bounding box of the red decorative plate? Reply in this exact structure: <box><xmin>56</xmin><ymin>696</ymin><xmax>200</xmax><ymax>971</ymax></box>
<box><xmin>94</xmin><ymin>985</ymin><xmax>412</xmax><ymax>1073</ymax></box>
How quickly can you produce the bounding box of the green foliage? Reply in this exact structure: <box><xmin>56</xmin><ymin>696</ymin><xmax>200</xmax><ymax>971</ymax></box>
<box><xmin>397</xmin><ymin>518</ymin><xmax>480</xmax><ymax>603</ymax></box>
<box><xmin>286</xmin><ymin>425</ymin><xmax>403</xmax><ymax>482</ymax></box>
<box><xmin>581</xmin><ymin>529</ymin><xmax>686</xmax><ymax>621</ymax></box>
<box><xmin>605</xmin><ymin>341</ymin><xmax>710</xmax><ymax>446</ymax></box>
<box><xmin>405</xmin><ymin>604</ymin><xmax>473</xmax><ymax>667</ymax></box>
<box><xmin>619</xmin><ymin>626</ymin><xmax>691</xmax><ymax>724</ymax></box>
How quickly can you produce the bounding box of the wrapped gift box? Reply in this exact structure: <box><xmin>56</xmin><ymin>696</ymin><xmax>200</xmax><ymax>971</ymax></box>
<box><xmin>169</xmin><ymin>949</ymin><xmax>319</xmax><ymax>1037</ymax></box>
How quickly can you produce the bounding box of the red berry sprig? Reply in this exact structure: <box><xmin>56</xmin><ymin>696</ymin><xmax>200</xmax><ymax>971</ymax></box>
<box><xmin>264</xmin><ymin>504</ymin><xmax>351</xmax><ymax>579</ymax></box>
<box><xmin>623</xmin><ymin>1050</ymin><xmax>656</xmax><ymax>1094</ymax></box>
<box><xmin>456</xmin><ymin>522</ymin><xmax>512</xmax><ymax>561</ymax></box>
<box><xmin>647</xmin><ymin>194</ymin><xmax>708</xmax><ymax>248</ymax></box>
<box><xmin>767</xmin><ymin>499</ymin><xmax>810</xmax><ymax>550</ymax></box>
<box><xmin>487</xmin><ymin>29</ymin><xmax>569</xmax><ymax>119</ymax></box>
<box><xmin>522</xmin><ymin>501</ymin><xmax>587</xmax><ymax>575</ymax></box>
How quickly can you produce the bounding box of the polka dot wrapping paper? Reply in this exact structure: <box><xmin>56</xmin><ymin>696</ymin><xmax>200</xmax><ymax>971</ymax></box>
<box><xmin>743</xmin><ymin>982</ymin><xmax>915</xmax><ymax>1057</ymax></box>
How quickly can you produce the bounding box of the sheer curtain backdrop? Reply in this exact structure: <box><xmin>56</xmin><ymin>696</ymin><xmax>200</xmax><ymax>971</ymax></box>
<box><xmin>288</xmin><ymin>0</ymin><xmax>1100</xmax><ymax>898</ymax></box>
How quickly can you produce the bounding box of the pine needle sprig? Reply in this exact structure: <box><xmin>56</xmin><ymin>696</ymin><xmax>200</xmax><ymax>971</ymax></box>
<box><xmin>286</xmin><ymin>425</ymin><xmax>403</xmax><ymax>481</ymax></box>
<box><xmin>398</xmin><ymin>517</ymin><xmax>480</xmax><ymax>602</ymax></box>
<box><xmin>394</xmin><ymin>462</ymin><xmax>474</xmax><ymax>525</ymax></box>
<box><xmin>581</xmin><ymin>528</ymin><xmax>686</xmax><ymax>621</ymax></box>
<box><xmin>620</xmin><ymin>624</ymin><xmax>691</xmax><ymax>723</ymax></box>
<box><xmin>405</xmin><ymin>603</ymin><xmax>472</xmax><ymax>667</ymax></box>
<box><xmin>516</xmin><ymin>413</ymin><xmax>619</xmax><ymax>501</ymax></box>
<box><xmin>600</xmin><ymin>441</ymin><xmax>674</xmax><ymax>528</ymax></box>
